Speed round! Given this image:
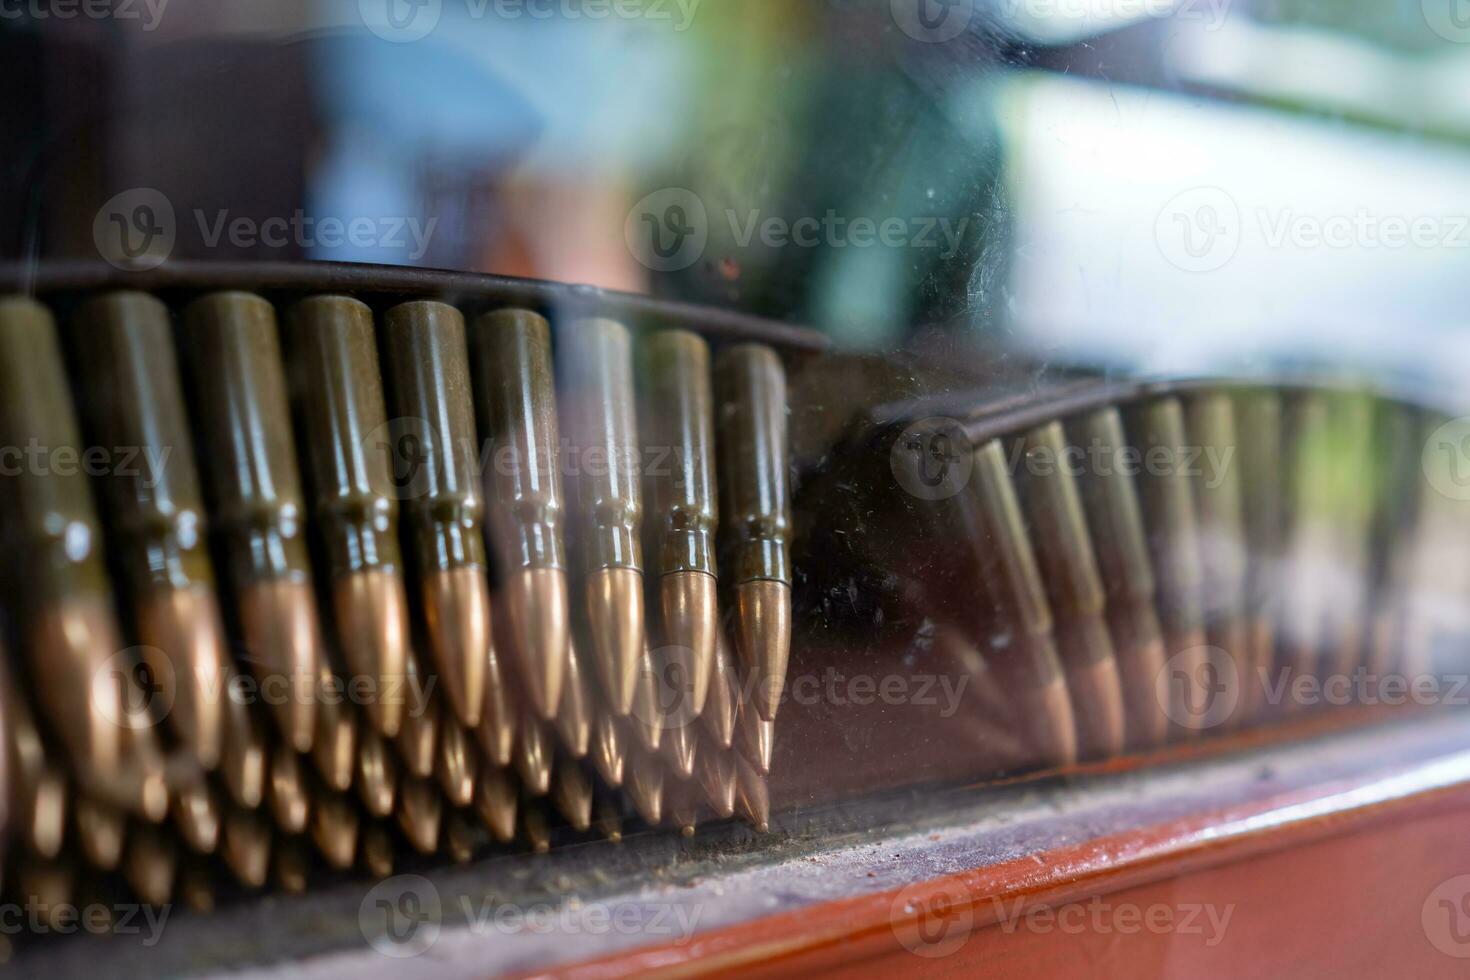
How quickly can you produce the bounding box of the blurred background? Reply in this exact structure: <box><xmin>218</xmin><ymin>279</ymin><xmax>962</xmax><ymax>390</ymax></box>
<box><xmin>4</xmin><ymin>0</ymin><xmax>1470</xmax><ymax>380</ymax></box>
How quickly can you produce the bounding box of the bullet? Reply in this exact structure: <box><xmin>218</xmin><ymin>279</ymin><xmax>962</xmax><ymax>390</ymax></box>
<box><xmin>629</xmin><ymin>646</ymin><xmax>664</xmax><ymax>753</ymax></box>
<box><xmin>75</xmin><ymin>796</ymin><xmax>127</xmax><ymax>871</ymax></box>
<box><xmin>736</xmin><ymin>696</ymin><xmax>774</xmax><ymax>775</ymax></box>
<box><xmin>625</xmin><ymin>750</ymin><xmax>664</xmax><ymax>825</ymax></box>
<box><xmin>446</xmin><ymin>809</ymin><xmax>482</xmax><ymax>863</ymax></box>
<box><xmin>1283</xmin><ymin>392</ymin><xmax>1373</xmax><ymax>686</ymax></box>
<box><xmin>382</xmin><ymin>301</ymin><xmax>493</xmax><ymax>729</ymax></box>
<box><xmin>474</xmin><ymin>766</ymin><xmax>518</xmax><ymax>843</ymax></box>
<box><xmin>701</xmin><ymin>629</ymin><xmax>739</xmax><ymax>750</ymax></box>
<box><xmin>286</xmin><ymin>296</ymin><xmax>410</xmax><ymax>736</ymax></box>
<box><xmin>555</xmin><ymin>637</ymin><xmax>594</xmax><ymax>759</ymax></box>
<box><xmin>522</xmin><ymin>800</ymin><xmax>552</xmax><ymax>854</ymax></box>
<box><xmin>963</xmin><ymin>440</ymin><xmax>1078</xmax><ymax>767</ymax></box>
<box><xmin>101</xmin><ymin>666</ymin><xmax>171</xmax><ymax>822</ymax></box>
<box><xmin>172</xmin><ymin>775</ymin><xmax>221</xmax><ymax>853</ymax></box>
<box><xmin>313</xmin><ymin>666</ymin><xmax>357</xmax><ymax>793</ymax></box>
<box><xmin>1069</xmin><ymin>407</ymin><xmax>1170</xmax><ymax>749</ymax></box>
<box><xmin>594</xmin><ymin>794</ymin><xmax>623</xmax><ymax>843</ymax></box>
<box><xmin>357</xmin><ymin>725</ymin><xmax>398</xmax><ymax>818</ymax></box>
<box><xmin>396</xmin><ymin>651</ymin><xmax>439</xmax><ymax>779</ymax></box>
<box><xmin>661</xmin><ymin>717</ymin><xmax>697</xmax><ymax>781</ymax></box>
<box><xmin>361</xmin><ymin>821</ymin><xmax>395</xmax><ymax>879</ymax></box>
<box><xmin>668</xmin><ymin>779</ymin><xmax>699</xmax><ymax>838</ymax></box>
<box><xmin>1366</xmin><ymin>401</ymin><xmax>1421</xmax><ymax>677</ymax></box>
<box><xmin>559</xmin><ymin>317</ymin><xmax>646</xmax><ymax>716</ymax></box>
<box><xmin>695</xmin><ymin>736</ymin><xmax>737</xmax><ymax>818</ymax></box>
<box><xmin>643</xmin><ymin>331</ymin><xmax>720</xmax><ymax>715</ymax></box>
<box><xmin>124</xmin><ymin>822</ymin><xmax>177</xmax><ymax>907</ymax></box>
<box><xmin>14</xmin><ymin>859</ymin><xmax>74</xmax><ymax>934</ymax></box>
<box><xmin>436</xmin><ymin>719</ymin><xmax>477</xmax><ymax>808</ymax></box>
<box><xmin>179</xmin><ymin>292</ymin><xmax>319</xmax><ymax>752</ymax></box>
<box><xmin>516</xmin><ymin>708</ymin><xmax>553</xmax><ymax>796</ymax></box>
<box><xmin>1014</xmin><ymin>422</ymin><xmax>1127</xmax><ymax>759</ymax></box>
<box><xmin>1124</xmin><ymin>399</ymin><xmax>1208</xmax><ymax>738</ymax></box>
<box><xmin>552</xmin><ymin>760</ymin><xmax>593</xmax><ymax>832</ymax></box>
<box><xmin>591</xmin><ymin>708</ymin><xmax>626</xmax><ymax>787</ymax></box>
<box><xmin>470</xmin><ymin>309</ymin><xmax>569</xmax><ymax>719</ymax></box>
<box><xmin>1184</xmin><ymin>392</ymin><xmax>1250</xmax><ymax>730</ymax></box>
<box><xmin>396</xmin><ymin>777</ymin><xmax>443</xmax><ymax>855</ymax></box>
<box><xmin>179</xmin><ymin>860</ymin><xmax>216</xmax><ymax>913</ymax></box>
<box><xmin>268</xmin><ymin>741</ymin><xmax>310</xmax><ymax>834</ymax></box>
<box><xmin>310</xmin><ymin>790</ymin><xmax>360</xmax><ymax>870</ymax></box>
<box><xmin>733</xmin><ymin>755</ymin><xmax>769</xmax><ymax>833</ymax></box>
<box><xmin>0</xmin><ymin>298</ymin><xmax>126</xmax><ymax>788</ymax></box>
<box><xmin>68</xmin><ymin>292</ymin><xmax>228</xmax><ymax>771</ymax></box>
<box><xmin>716</xmin><ymin>345</ymin><xmax>792</xmax><ymax>722</ymax></box>
<box><xmin>1237</xmin><ymin>390</ymin><xmax>1283</xmax><ymax>721</ymax></box>
<box><xmin>274</xmin><ymin>835</ymin><xmax>309</xmax><ymax>895</ymax></box>
<box><xmin>3</xmin><ymin>666</ymin><xmax>68</xmax><ymax>858</ymax></box>
<box><xmin>220</xmin><ymin>666</ymin><xmax>268</xmax><ymax>810</ymax></box>
<box><xmin>222</xmin><ymin>807</ymin><xmax>272</xmax><ymax>889</ymax></box>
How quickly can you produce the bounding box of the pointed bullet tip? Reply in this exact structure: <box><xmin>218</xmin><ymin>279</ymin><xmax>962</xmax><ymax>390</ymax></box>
<box><xmin>423</xmin><ymin>568</ymin><xmax>491</xmax><ymax>729</ymax></box>
<box><xmin>335</xmin><ymin>570</ymin><xmax>410</xmax><ymax>737</ymax></box>
<box><xmin>588</xmin><ymin>567</ymin><xmax>644</xmax><ymax>716</ymax></box>
<box><xmin>239</xmin><ymin>579</ymin><xmax>321</xmax><ymax>753</ymax></box>
<box><xmin>736</xmin><ymin>581</ymin><xmax>791</xmax><ymax>723</ymax></box>
<box><xmin>662</xmin><ymin>572</ymin><xmax>717</xmax><ymax>716</ymax></box>
<box><xmin>506</xmin><ymin>568</ymin><xmax>570</xmax><ymax>719</ymax></box>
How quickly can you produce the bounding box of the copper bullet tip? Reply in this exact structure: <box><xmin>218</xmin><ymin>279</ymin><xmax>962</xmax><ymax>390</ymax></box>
<box><xmin>474</xmin><ymin>768</ymin><xmax>518</xmax><ymax>844</ymax></box>
<box><xmin>587</xmin><ymin>567</ymin><xmax>643</xmax><ymax>716</ymax></box>
<box><xmin>505</xmin><ymin>567</ymin><xmax>570</xmax><ymax>719</ymax></box>
<box><xmin>423</xmin><ymin>567</ymin><xmax>490</xmax><ymax>728</ymax></box>
<box><xmin>736</xmin><ymin>701</ymin><xmax>774</xmax><ymax>776</ymax></box>
<box><xmin>436</xmin><ymin>721</ymin><xmax>477</xmax><ymax>808</ymax></box>
<box><xmin>555</xmin><ymin>639</ymin><xmax>594</xmax><ymax>760</ymax></box>
<box><xmin>735</xmin><ymin>581</ymin><xmax>791</xmax><ymax>722</ymax></box>
<box><xmin>477</xmin><ymin>649</ymin><xmax>516</xmax><ymax>768</ymax></box>
<box><xmin>397</xmin><ymin>778</ymin><xmax>443</xmax><ymax>855</ymax></box>
<box><xmin>516</xmin><ymin>712</ymin><xmax>553</xmax><ymax>797</ymax></box>
<box><xmin>137</xmin><ymin>585</ymin><xmax>227</xmax><ymax>770</ymax></box>
<box><xmin>734</xmin><ymin>755</ymin><xmax>770</xmax><ymax>833</ymax></box>
<box><xmin>553</xmin><ymin>763</ymin><xmax>594</xmax><ymax>832</ymax></box>
<box><xmin>626</xmin><ymin>752</ymin><xmax>664</xmax><ymax>825</ymax></box>
<box><xmin>592</xmin><ymin>711</ymin><xmax>626</xmax><ymax>788</ymax></box>
<box><xmin>35</xmin><ymin>597</ymin><xmax>123</xmax><ymax>780</ymax></box>
<box><xmin>662</xmin><ymin>721</ymin><xmax>697</xmax><ymax>781</ymax></box>
<box><xmin>335</xmin><ymin>570</ymin><xmax>409</xmax><ymax>737</ymax></box>
<box><xmin>702</xmin><ymin>631</ymin><xmax>739</xmax><ymax>750</ymax></box>
<box><xmin>696</xmin><ymin>744</ymin><xmax>737</xmax><ymax>819</ymax></box>
<box><xmin>661</xmin><ymin>572</ymin><xmax>717</xmax><ymax>716</ymax></box>
<box><xmin>239</xmin><ymin>579</ymin><xmax>321</xmax><ymax>753</ymax></box>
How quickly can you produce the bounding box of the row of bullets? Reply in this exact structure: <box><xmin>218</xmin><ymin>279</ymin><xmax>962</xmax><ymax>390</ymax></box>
<box><xmin>0</xmin><ymin>290</ymin><xmax>792</xmax><ymax>918</ymax></box>
<box><xmin>783</xmin><ymin>379</ymin><xmax>1459</xmax><ymax>800</ymax></box>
